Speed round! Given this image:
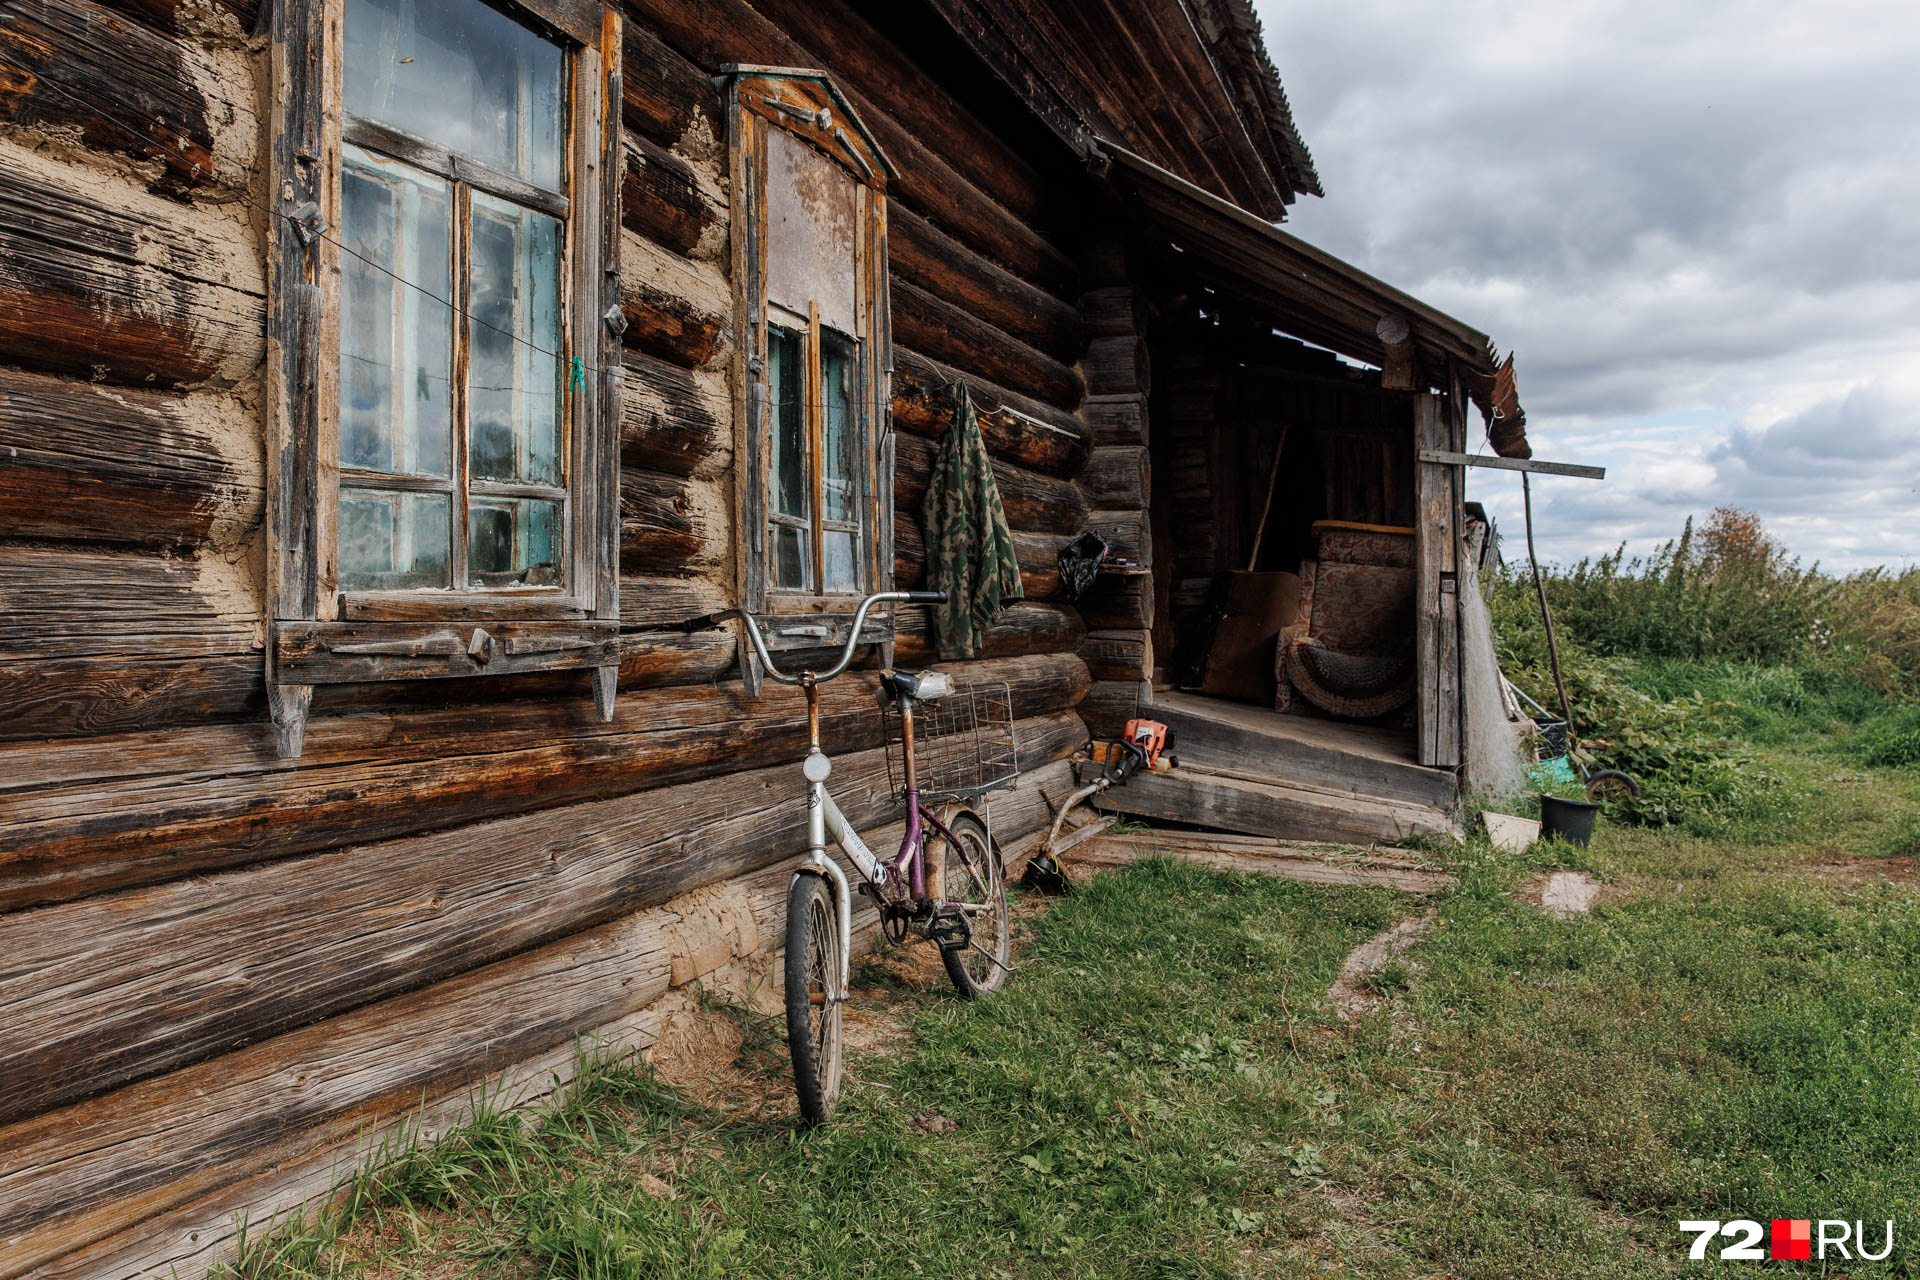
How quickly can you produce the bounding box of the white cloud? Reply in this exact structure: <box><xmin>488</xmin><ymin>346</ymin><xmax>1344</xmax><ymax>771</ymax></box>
<box><xmin>1254</xmin><ymin>0</ymin><xmax>1920</xmax><ymax>570</ymax></box>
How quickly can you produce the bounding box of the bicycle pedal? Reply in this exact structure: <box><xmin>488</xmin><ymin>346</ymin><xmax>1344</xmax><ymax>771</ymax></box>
<box><xmin>926</xmin><ymin>905</ymin><xmax>972</xmax><ymax>951</ymax></box>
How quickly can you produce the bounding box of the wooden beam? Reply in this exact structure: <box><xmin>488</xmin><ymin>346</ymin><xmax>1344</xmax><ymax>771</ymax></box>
<box><xmin>1416</xmin><ymin>450</ymin><xmax>1605</xmax><ymax>480</ymax></box>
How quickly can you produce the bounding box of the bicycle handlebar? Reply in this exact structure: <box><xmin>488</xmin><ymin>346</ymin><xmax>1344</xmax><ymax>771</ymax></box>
<box><xmin>683</xmin><ymin>590</ymin><xmax>948</xmax><ymax>687</ymax></box>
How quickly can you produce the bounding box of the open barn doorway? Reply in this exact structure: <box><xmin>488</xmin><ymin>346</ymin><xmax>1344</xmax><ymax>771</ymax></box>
<box><xmin>1141</xmin><ymin>298</ymin><xmax>1440</xmax><ymax>789</ymax></box>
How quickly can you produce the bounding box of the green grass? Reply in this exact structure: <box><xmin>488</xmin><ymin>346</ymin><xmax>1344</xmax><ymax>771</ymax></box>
<box><xmin>229</xmin><ymin>671</ymin><xmax>1920</xmax><ymax>1279</ymax></box>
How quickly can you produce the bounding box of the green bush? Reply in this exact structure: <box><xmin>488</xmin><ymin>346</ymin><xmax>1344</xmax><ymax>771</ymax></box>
<box><xmin>1856</xmin><ymin>705</ymin><xmax>1920</xmax><ymax>770</ymax></box>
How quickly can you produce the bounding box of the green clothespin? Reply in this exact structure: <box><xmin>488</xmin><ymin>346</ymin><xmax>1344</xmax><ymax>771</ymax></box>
<box><xmin>570</xmin><ymin>355</ymin><xmax>585</xmax><ymax>391</ymax></box>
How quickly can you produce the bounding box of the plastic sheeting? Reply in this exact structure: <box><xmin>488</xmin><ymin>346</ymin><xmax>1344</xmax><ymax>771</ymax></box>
<box><xmin>1460</xmin><ymin>544</ymin><xmax>1531</xmax><ymax>801</ymax></box>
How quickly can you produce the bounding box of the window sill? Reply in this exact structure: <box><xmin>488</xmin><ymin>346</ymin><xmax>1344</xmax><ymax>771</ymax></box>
<box><xmin>277</xmin><ymin>618</ymin><xmax>620</xmax><ymax>685</ymax></box>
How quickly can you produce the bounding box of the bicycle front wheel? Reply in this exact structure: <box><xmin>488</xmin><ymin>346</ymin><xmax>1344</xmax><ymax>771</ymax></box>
<box><xmin>784</xmin><ymin>872</ymin><xmax>844</xmax><ymax>1125</ymax></box>
<box><xmin>936</xmin><ymin>813</ymin><xmax>1011</xmax><ymax>998</ymax></box>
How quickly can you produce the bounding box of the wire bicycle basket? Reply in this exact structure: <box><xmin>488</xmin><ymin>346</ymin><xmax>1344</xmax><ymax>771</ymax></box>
<box><xmin>883</xmin><ymin>678</ymin><xmax>1019</xmax><ymax>802</ymax></box>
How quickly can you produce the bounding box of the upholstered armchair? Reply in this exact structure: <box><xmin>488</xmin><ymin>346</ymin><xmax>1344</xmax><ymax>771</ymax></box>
<box><xmin>1274</xmin><ymin>521</ymin><xmax>1418</xmax><ymax>719</ymax></box>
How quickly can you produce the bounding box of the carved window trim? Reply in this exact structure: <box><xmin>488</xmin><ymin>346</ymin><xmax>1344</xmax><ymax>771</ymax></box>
<box><xmin>726</xmin><ymin>67</ymin><xmax>894</xmax><ymax>665</ymax></box>
<box><xmin>266</xmin><ymin>0</ymin><xmax>623</xmax><ymax>756</ymax></box>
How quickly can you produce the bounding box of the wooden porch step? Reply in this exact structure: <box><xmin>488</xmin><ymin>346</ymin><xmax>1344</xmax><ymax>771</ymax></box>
<box><xmin>1148</xmin><ymin>691</ymin><xmax>1457</xmax><ymax>812</ymax></box>
<box><xmin>1080</xmin><ymin>761</ymin><xmax>1457</xmax><ymax>849</ymax></box>
<box><xmin>1071</xmin><ymin>833</ymin><xmax>1456</xmax><ymax>895</ymax></box>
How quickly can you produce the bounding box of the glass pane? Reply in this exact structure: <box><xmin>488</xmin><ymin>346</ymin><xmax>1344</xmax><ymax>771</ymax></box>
<box><xmin>767</xmin><ymin>327</ymin><xmax>807</xmax><ymax>520</ymax></box>
<box><xmin>771</xmin><ymin>522</ymin><xmax>810</xmax><ymax>592</ymax></box>
<box><xmin>821</xmin><ymin>339</ymin><xmax>857</xmax><ymax>524</ymax></box>
<box><xmin>340</xmin><ymin>146</ymin><xmax>453</xmax><ymax>478</ymax></box>
<box><xmin>339</xmin><ymin>489</ymin><xmax>449</xmax><ymax>591</ymax></box>
<box><xmin>468</xmin><ymin>193</ymin><xmax>563</xmax><ymax>486</ymax></box>
<box><xmin>468</xmin><ymin>496</ymin><xmax>562</xmax><ymax>587</ymax></box>
<box><xmin>823</xmin><ymin>529</ymin><xmax>858</xmax><ymax>594</ymax></box>
<box><xmin>344</xmin><ymin>0</ymin><xmax>564</xmax><ymax>191</ymax></box>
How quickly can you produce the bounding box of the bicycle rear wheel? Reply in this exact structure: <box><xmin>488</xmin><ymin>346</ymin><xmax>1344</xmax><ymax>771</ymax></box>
<box><xmin>784</xmin><ymin>872</ymin><xmax>843</xmax><ymax>1125</ymax></box>
<box><xmin>935</xmin><ymin>813</ymin><xmax>1011</xmax><ymax>998</ymax></box>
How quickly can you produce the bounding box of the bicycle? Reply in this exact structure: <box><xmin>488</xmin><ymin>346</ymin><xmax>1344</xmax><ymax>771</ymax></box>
<box><xmin>689</xmin><ymin>590</ymin><xmax>1014</xmax><ymax>1124</ymax></box>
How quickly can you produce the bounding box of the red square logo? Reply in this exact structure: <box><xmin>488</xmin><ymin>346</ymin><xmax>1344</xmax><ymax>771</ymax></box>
<box><xmin>1771</xmin><ymin>1219</ymin><xmax>1811</xmax><ymax>1260</ymax></box>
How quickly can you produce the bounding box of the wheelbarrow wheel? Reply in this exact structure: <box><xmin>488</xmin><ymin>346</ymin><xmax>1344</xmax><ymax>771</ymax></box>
<box><xmin>1585</xmin><ymin>770</ymin><xmax>1639</xmax><ymax>803</ymax></box>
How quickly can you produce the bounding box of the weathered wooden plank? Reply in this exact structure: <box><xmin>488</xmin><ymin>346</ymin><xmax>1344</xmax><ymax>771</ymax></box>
<box><xmin>618</xmin><ymin>573</ymin><xmax>727</xmax><ymax>629</ymax></box>
<box><xmin>1086</xmin><ymin>507</ymin><xmax>1150</xmax><ymax>566</ymax></box>
<box><xmin>90</xmin><ymin>0</ymin><xmax>255</xmax><ymax>32</ymax></box>
<box><xmin>0</xmin><ymin>370</ymin><xmax>259</xmax><ymax>548</ymax></box>
<box><xmin>891</xmin><ymin>279</ymin><xmax>1084</xmax><ymax>410</ymax></box>
<box><xmin>1079</xmin><ymin>286</ymin><xmax>1147</xmax><ymax>338</ymax></box>
<box><xmin>1413</xmin><ymin>394</ymin><xmax>1458</xmax><ymax>768</ymax></box>
<box><xmin>0</xmin><ymin>141</ymin><xmax>264</xmax><ymax>386</ymax></box>
<box><xmin>1072</xmin><ymin>833</ymin><xmax>1455</xmax><ymax>894</ymax></box>
<box><xmin>0</xmin><ymin>656</ymin><xmax>260</xmax><ymax>744</ymax></box>
<box><xmin>889</xmin><ymin>202</ymin><xmax>1084</xmax><ymax>363</ymax></box>
<box><xmin>890</xmin><ymin>346</ymin><xmax>1091</xmax><ymax>478</ymax></box>
<box><xmin>1075</xmin><ymin>575</ymin><xmax>1151</xmax><ymax>630</ymax></box>
<box><xmin>0</xmin><ymin>710</ymin><xmax>1083</xmax><ymax>1127</ymax></box>
<box><xmin>619</xmin><ymin>230</ymin><xmax>731</xmax><ymax>369</ymax></box>
<box><xmin>1086</xmin><ymin>764</ymin><xmax>1455</xmax><ymax>846</ymax></box>
<box><xmin>893</xmin><ymin>432</ymin><xmax>1088</xmax><ymax>536</ymax></box>
<box><xmin>0</xmin><ymin>652</ymin><xmax>1091</xmax><ymax>909</ymax></box>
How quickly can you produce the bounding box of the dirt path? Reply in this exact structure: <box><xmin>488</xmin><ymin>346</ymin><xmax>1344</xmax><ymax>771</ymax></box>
<box><xmin>1327</xmin><ymin>911</ymin><xmax>1437</xmax><ymax>1021</ymax></box>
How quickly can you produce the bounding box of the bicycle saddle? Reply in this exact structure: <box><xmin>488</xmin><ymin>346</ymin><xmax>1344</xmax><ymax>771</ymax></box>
<box><xmin>881</xmin><ymin>669</ymin><xmax>953</xmax><ymax>702</ymax></box>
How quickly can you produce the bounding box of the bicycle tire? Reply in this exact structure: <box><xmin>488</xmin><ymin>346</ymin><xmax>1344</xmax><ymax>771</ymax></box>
<box><xmin>784</xmin><ymin>872</ymin><xmax>843</xmax><ymax>1125</ymax></box>
<box><xmin>935</xmin><ymin>813</ymin><xmax>1011</xmax><ymax>999</ymax></box>
<box><xmin>1586</xmin><ymin>769</ymin><xmax>1640</xmax><ymax>802</ymax></box>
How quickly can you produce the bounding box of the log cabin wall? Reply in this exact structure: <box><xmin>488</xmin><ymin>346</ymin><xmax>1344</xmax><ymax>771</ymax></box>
<box><xmin>0</xmin><ymin>0</ymin><xmax>1111</xmax><ymax>1272</ymax></box>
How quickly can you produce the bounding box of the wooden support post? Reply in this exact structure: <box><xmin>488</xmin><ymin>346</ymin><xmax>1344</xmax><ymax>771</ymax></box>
<box><xmin>1413</xmin><ymin>393</ymin><xmax>1460</xmax><ymax>769</ymax></box>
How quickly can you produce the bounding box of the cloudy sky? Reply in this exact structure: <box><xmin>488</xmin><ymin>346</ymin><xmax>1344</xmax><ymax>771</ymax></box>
<box><xmin>1253</xmin><ymin>0</ymin><xmax>1920</xmax><ymax>572</ymax></box>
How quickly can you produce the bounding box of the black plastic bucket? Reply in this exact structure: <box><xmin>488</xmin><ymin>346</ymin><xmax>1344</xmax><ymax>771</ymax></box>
<box><xmin>1539</xmin><ymin>794</ymin><xmax>1600</xmax><ymax>846</ymax></box>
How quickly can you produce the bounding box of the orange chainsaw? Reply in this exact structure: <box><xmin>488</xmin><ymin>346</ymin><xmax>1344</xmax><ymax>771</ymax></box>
<box><xmin>1088</xmin><ymin>718</ymin><xmax>1175</xmax><ymax>784</ymax></box>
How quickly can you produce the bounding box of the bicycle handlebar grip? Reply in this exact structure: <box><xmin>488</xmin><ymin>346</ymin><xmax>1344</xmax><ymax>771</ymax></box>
<box><xmin>903</xmin><ymin>591</ymin><xmax>948</xmax><ymax>604</ymax></box>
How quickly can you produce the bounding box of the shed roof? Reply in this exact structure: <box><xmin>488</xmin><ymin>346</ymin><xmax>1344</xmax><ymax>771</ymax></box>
<box><xmin>1105</xmin><ymin>144</ymin><xmax>1531</xmax><ymax>457</ymax></box>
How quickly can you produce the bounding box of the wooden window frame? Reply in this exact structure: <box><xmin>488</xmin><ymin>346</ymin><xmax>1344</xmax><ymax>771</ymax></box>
<box><xmin>266</xmin><ymin>0</ymin><xmax>623</xmax><ymax>756</ymax></box>
<box><xmin>726</xmin><ymin>67</ymin><xmax>895</xmax><ymax>671</ymax></box>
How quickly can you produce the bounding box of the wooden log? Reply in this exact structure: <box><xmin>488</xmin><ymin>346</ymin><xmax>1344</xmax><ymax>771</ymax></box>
<box><xmin>892</xmin><ymin>279</ymin><xmax>1084</xmax><ymax>410</ymax></box>
<box><xmin>1079</xmin><ymin>286</ymin><xmax>1148</xmax><ymax>338</ymax></box>
<box><xmin>0</xmin><ymin>656</ymin><xmax>260</xmax><ymax>745</ymax></box>
<box><xmin>891</xmin><ymin>601</ymin><xmax>1085</xmax><ymax>664</ymax></box>
<box><xmin>619</xmin><ymin>231</ymin><xmax>731</xmax><ymax>369</ymax></box>
<box><xmin>620</xmin><ymin>19</ymin><xmax>725</xmax><ymax>155</ymax></box>
<box><xmin>621</xmin><ymin>134</ymin><xmax>725</xmax><ymax>259</ymax></box>
<box><xmin>0</xmin><ymin>709</ymin><xmax>1082</xmax><ymax>1128</ymax></box>
<box><xmin>304</xmin><ymin>629</ymin><xmax>735</xmax><ymax>716</ymax></box>
<box><xmin>16</xmin><ymin>760</ymin><xmax>1095</xmax><ymax>1280</ymax></box>
<box><xmin>1086</xmin><ymin>508</ymin><xmax>1150</xmax><ymax>566</ymax></box>
<box><xmin>0</xmin><ymin>750</ymin><xmax>1082</xmax><ymax>1276</ymax></box>
<box><xmin>0</xmin><ymin>652</ymin><xmax>1090</xmax><ymax>910</ymax></box>
<box><xmin>90</xmin><ymin>0</ymin><xmax>255</xmax><ymax>32</ymax></box>
<box><xmin>1078</xmin><ymin>677</ymin><xmax>1152</xmax><ymax>740</ymax></box>
<box><xmin>624</xmin><ymin>0</ymin><xmax>1079</xmax><ymax>296</ymax></box>
<box><xmin>618</xmin><ymin>573</ymin><xmax>726</xmax><ymax>629</ymax></box>
<box><xmin>0</xmin><ymin>369</ymin><xmax>260</xmax><ymax>548</ymax></box>
<box><xmin>1082</xmin><ymin>334</ymin><xmax>1151</xmax><ymax>398</ymax></box>
<box><xmin>893</xmin><ymin>522</ymin><xmax>1067</xmax><ymax>601</ymax></box>
<box><xmin>1083</xmin><ymin>393</ymin><xmax>1148</xmax><ymax>446</ymax></box>
<box><xmin>1078</xmin><ymin>628</ymin><xmax>1152</xmax><ymax>683</ymax></box>
<box><xmin>620</xmin><ymin>350</ymin><xmax>729</xmax><ymax>477</ymax></box>
<box><xmin>1087</xmin><ymin>764</ymin><xmax>1455</xmax><ymax>846</ymax></box>
<box><xmin>0</xmin><ymin>141</ymin><xmax>264</xmax><ymax>386</ymax></box>
<box><xmin>892</xmin><ymin>433</ymin><xmax>1088</xmax><ymax>536</ymax></box>
<box><xmin>1075</xmin><ymin>576</ymin><xmax>1152</xmax><ymax>631</ymax></box>
<box><xmin>0</xmin><ymin>547</ymin><xmax>257</xmax><ymax>663</ymax></box>
<box><xmin>888</xmin><ymin>202</ymin><xmax>1084</xmax><ymax>363</ymax></box>
<box><xmin>0</xmin><ymin>0</ymin><xmax>230</xmax><ymax>192</ymax></box>
<box><xmin>889</xmin><ymin>346</ymin><xmax>1091</xmax><ymax>478</ymax></box>
<box><xmin>1082</xmin><ymin>444</ymin><xmax>1149</xmax><ymax>510</ymax></box>
<box><xmin>618</xmin><ymin>468</ymin><xmax>723</xmax><ymax>575</ymax></box>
